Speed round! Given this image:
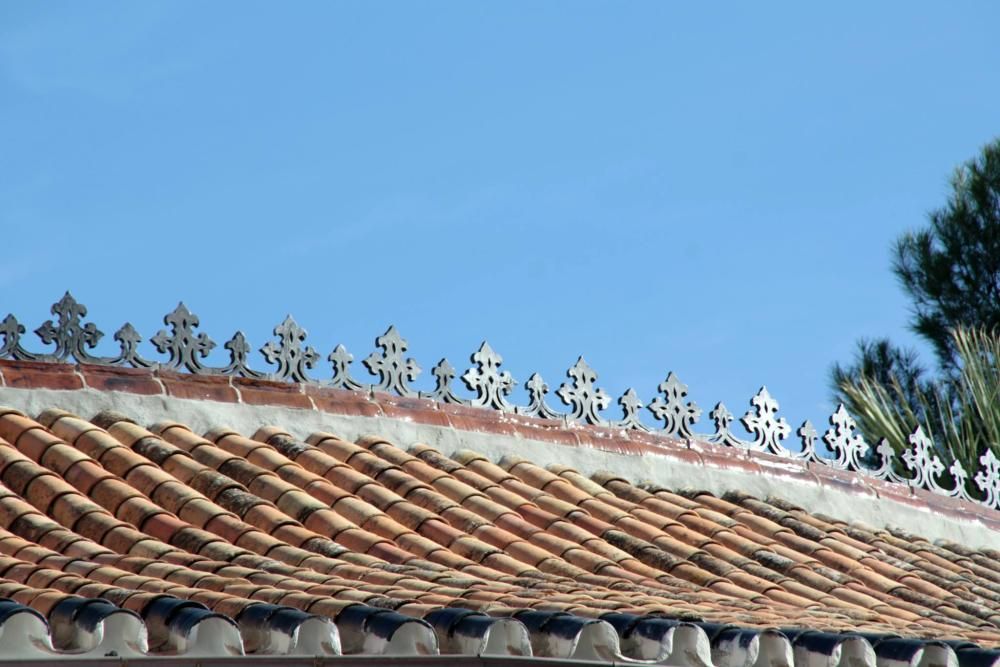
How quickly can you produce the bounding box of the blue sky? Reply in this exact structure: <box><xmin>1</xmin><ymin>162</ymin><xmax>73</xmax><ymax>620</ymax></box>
<box><xmin>2</xmin><ymin>3</ymin><xmax>999</xmax><ymax>440</ymax></box>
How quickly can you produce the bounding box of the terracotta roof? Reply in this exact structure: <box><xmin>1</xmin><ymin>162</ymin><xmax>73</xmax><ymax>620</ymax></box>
<box><xmin>0</xmin><ymin>360</ymin><xmax>996</xmax><ymax>665</ymax></box>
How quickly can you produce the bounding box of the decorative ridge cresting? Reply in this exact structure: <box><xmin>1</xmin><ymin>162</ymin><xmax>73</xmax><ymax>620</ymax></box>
<box><xmin>2</xmin><ymin>293</ymin><xmax>997</xmax><ymax>512</ymax></box>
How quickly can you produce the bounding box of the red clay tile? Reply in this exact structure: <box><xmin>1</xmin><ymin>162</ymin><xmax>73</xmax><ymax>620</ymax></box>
<box><xmin>270</xmin><ymin>523</ymin><xmax>315</xmax><ymax>548</ymax></box>
<box><xmin>303</xmin><ymin>385</ymin><xmax>383</xmax><ymax>418</ymax></box>
<box><xmin>78</xmin><ymin>364</ymin><xmax>162</xmax><ymax>395</ymax></box>
<box><xmin>1</xmin><ymin>460</ymin><xmax>50</xmax><ymax>498</ymax></box>
<box><xmin>156</xmin><ymin>369</ymin><xmax>238</xmax><ymax>402</ymax></box>
<box><xmin>88</xmin><ymin>478</ymin><xmax>143</xmax><ymax>515</ymax></box>
<box><xmin>38</xmin><ymin>443</ymin><xmax>91</xmax><ymax>478</ymax></box>
<box><xmin>117</xmin><ymin>496</ymin><xmax>168</xmax><ymax>529</ymax></box>
<box><xmin>7</xmin><ymin>426</ymin><xmax>61</xmax><ymax>463</ymax></box>
<box><xmin>810</xmin><ymin>464</ymin><xmax>879</xmax><ymax>498</ymax></box>
<box><xmin>102</xmin><ymin>525</ymin><xmax>146</xmax><ymax>553</ymax></box>
<box><xmin>697</xmin><ymin>447</ymin><xmax>765</xmax><ymax>476</ymax></box>
<box><xmin>375</xmin><ymin>394</ymin><xmax>450</xmax><ymax>426</ymax></box>
<box><xmin>232</xmin><ymin>376</ymin><xmax>313</xmax><ymax>409</ymax></box>
<box><xmin>573</xmin><ymin>427</ymin><xmax>645</xmax><ymax>457</ymax></box>
<box><xmin>439</xmin><ymin>403</ymin><xmax>519</xmax><ymax>437</ymax></box>
<box><xmin>0</xmin><ymin>360</ymin><xmax>84</xmax><ymax>390</ymax></box>
<box><xmin>302</xmin><ymin>510</ymin><xmax>352</xmax><ymax>537</ymax></box>
<box><xmin>23</xmin><ymin>474</ymin><xmax>77</xmax><ymax>515</ymax></box>
<box><xmin>0</xmin><ymin>380</ymin><xmax>998</xmax><ymax>644</ymax></box>
<box><xmin>137</xmin><ymin>512</ymin><xmax>184</xmax><ymax>543</ymax></box>
<box><xmin>215</xmin><ymin>540</ymin><xmax>271</xmax><ymax>568</ymax></box>
<box><xmin>242</xmin><ymin>502</ymin><xmax>297</xmax><ymax>533</ymax></box>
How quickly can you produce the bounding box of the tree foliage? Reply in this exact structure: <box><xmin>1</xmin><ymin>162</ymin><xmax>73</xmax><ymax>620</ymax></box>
<box><xmin>831</xmin><ymin>138</ymin><xmax>1000</xmax><ymax>469</ymax></box>
<box><xmin>837</xmin><ymin>328</ymin><xmax>1000</xmax><ymax>472</ymax></box>
<box><xmin>893</xmin><ymin>141</ymin><xmax>1000</xmax><ymax>373</ymax></box>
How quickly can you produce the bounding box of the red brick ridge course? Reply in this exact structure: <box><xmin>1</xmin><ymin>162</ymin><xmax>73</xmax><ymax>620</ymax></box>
<box><xmin>0</xmin><ymin>358</ymin><xmax>995</xmax><ymax>529</ymax></box>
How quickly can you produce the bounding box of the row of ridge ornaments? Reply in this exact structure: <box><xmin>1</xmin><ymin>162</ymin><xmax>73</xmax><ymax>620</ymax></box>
<box><xmin>1</xmin><ymin>292</ymin><xmax>999</xmax><ymax>510</ymax></box>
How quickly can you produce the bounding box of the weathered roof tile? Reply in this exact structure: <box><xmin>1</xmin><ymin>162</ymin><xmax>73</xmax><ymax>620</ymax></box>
<box><xmin>0</xmin><ymin>364</ymin><xmax>995</xmax><ymax>661</ymax></box>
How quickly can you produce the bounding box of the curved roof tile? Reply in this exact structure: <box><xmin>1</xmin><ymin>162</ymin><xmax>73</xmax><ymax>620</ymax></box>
<box><xmin>0</xmin><ymin>359</ymin><xmax>993</xmax><ymax>663</ymax></box>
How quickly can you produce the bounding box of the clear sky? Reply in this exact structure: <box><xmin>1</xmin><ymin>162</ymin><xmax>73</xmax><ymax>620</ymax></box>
<box><xmin>2</xmin><ymin>3</ymin><xmax>999</xmax><ymax>440</ymax></box>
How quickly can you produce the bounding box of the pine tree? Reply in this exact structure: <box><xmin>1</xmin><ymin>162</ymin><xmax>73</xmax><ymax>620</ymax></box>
<box><xmin>831</xmin><ymin>138</ymin><xmax>1000</xmax><ymax>467</ymax></box>
<box><xmin>894</xmin><ymin>140</ymin><xmax>1000</xmax><ymax>373</ymax></box>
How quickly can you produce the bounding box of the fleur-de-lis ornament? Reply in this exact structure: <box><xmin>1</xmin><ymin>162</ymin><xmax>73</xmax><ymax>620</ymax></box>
<box><xmin>517</xmin><ymin>373</ymin><xmax>562</xmax><ymax>419</ymax></box>
<box><xmin>975</xmin><ymin>449</ymin><xmax>1000</xmax><ymax>509</ymax></box>
<box><xmin>708</xmin><ymin>402</ymin><xmax>742</xmax><ymax>448</ymax></box>
<box><xmin>462</xmin><ymin>342</ymin><xmax>515</xmax><ymax>411</ymax></box>
<box><xmin>5</xmin><ymin>292</ymin><xmax>999</xmax><ymax>511</ymax></box>
<box><xmin>741</xmin><ymin>387</ymin><xmax>791</xmax><ymax>455</ymax></box>
<box><xmin>869</xmin><ymin>439</ymin><xmax>909</xmax><ymax>484</ymax></box>
<box><xmin>220</xmin><ymin>332</ymin><xmax>263</xmax><ymax>378</ymax></box>
<box><xmin>0</xmin><ymin>314</ymin><xmax>40</xmax><ymax>361</ymax></box>
<box><xmin>948</xmin><ymin>459</ymin><xmax>975</xmax><ymax>503</ymax></box>
<box><xmin>151</xmin><ymin>303</ymin><xmax>216</xmax><ymax>373</ymax></box>
<box><xmin>110</xmin><ymin>323</ymin><xmax>154</xmax><ymax>368</ymax></box>
<box><xmin>823</xmin><ymin>405</ymin><xmax>869</xmax><ymax>470</ymax></box>
<box><xmin>35</xmin><ymin>292</ymin><xmax>104</xmax><ymax>363</ymax></box>
<box><xmin>421</xmin><ymin>359</ymin><xmax>466</xmax><ymax>404</ymax></box>
<box><xmin>363</xmin><ymin>326</ymin><xmax>420</xmax><ymax>396</ymax></box>
<box><xmin>615</xmin><ymin>388</ymin><xmax>649</xmax><ymax>431</ymax></box>
<box><xmin>648</xmin><ymin>372</ymin><xmax>700</xmax><ymax>439</ymax></box>
<box><xmin>901</xmin><ymin>426</ymin><xmax>946</xmax><ymax>491</ymax></box>
<box><xmin>795</xmin><ymin>421</ymin><xmax>820</xmax><ymax>462</ymax></box>
<box><xmin>328</xmin><ymin>344</ymin><xmax>365</xmax><ymax>391</ymax></box>
<box><xmin>261</xmin><ymin>316</ymin><xmax>319</xmax><ymax>383</ymax></box>
<box><xmin>556</xmin><ymin>357</ymin><xmax>609</xmax><ymax>425</ymax></box>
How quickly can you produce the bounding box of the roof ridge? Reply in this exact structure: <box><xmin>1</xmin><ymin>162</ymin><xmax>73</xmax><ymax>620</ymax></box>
<box><xmin>0</xmin><ymin>292</ymin><xmax>997</xmax><ymax>516</ymax></box>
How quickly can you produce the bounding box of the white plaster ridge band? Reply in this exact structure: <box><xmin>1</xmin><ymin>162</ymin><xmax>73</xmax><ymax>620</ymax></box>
<box><xmin>0</xmin><ymin>385</ymin><xmax>996</xmax><ymax>551</ymax></box>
